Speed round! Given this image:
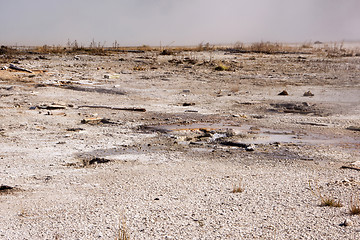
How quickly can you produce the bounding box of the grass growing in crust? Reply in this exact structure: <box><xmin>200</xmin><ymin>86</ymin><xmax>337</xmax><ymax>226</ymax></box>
<box><xmin>349</xmin><ymin>196</ymin><xmax>360</xmax><ymax>215</ymax></box>
<box><xmin>232</xmin><ymin>179</ymin><xmax>244</xmax><ymax>193</ymax></box>
<box><xmin>308</xmin><ymin>180</ymin><xmax>343</xmax><ymax>207</ymax></box>
<box><xmin>116</xmin><ymin>217</ymin><xmax>130</xmax><ymax>240</ymax></box>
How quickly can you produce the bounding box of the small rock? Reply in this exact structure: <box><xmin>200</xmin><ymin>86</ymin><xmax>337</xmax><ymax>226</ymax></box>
<box><xmin>0</xmin><ymin>185</ymin><xmax>13</xmax><ymax>191</ymax></box>
<box><xmin>303</xmin><ymin>91</ymin><xmax>314</xmax><ymax>97</ymax></box>
<box><xmin>343</xmin><ymin>219</ymin><xmax>353</xmax><ymax>227</ymax></box>
<box><xmin>104</xmin><ymin>74</ymin><xmax>110</xmax><ymax>79</ymax></box>
<box><xmin>246</xmin><ymin>144</ymin><xmax>256</xmax><ymax>151</ymax></box>
<box><xmin>183</xmin><ymin>90</ymin><xmax>191</xmax><ymax>93</ymax></box>
<box><xmin>278</xmin><ymin>90</ymin><xmax>289</xmax><ymax>96</ymax></box>
<box><xmin>183</xmin><ymin>102</ymin><xmax>195</xmax><ymax>106</ymax></box>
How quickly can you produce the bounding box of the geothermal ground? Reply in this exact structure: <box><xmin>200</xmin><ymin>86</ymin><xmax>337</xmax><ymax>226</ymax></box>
<box><xmin>0</xmin><ymin>44</ymin><xmax>360</xmax><ymax>239</ymax></box>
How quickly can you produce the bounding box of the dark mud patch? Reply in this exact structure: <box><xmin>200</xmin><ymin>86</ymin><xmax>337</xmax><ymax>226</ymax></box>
<box><xmin>269</xmin><ymin>102</ymin><xmax>326</xmax><ymax>116</ymax></box>
<box><xmin>0</xmin><ymin>185</ymin><xmax>19</xmax><ymax>195</ymax></box>
<box><xmin>140</xmin><ymin>122</ymin><xmax>359</xmax><ymax>151</ymax></box>
<box><xmin>74</xmin><ymin>143</ymin><xmax>173</xmax><ymax>160</ymax></box>
<box><xmin>67</xmin><ymin>157</ymin><xmax>112</xmax><ymax>168</ymax></box>
<box><xmin>141</xmin><ymin>123</ymin><xmax>299</xmax><ymax>146</ymax></box>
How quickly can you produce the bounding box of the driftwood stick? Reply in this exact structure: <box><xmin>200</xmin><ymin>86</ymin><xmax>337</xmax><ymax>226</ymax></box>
<box><xmin>78</xmin><ymin>105</ymin><xmax>146</xmax><ymax>112</ymax></box>
<box><xmin>9</xmin><ymin>64</ymin><xmax>33</xmax><ymax>73</ymax></box>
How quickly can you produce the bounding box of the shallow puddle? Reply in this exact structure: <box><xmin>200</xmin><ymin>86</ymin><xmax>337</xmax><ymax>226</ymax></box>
<box><xmin>143</xmin><ymin>122</ymin><xmax>360</xmax><ymax>146</ymax></box>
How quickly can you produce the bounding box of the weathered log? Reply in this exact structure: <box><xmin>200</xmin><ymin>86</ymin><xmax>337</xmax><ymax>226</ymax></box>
<box><xmin>9</xmin><ymin>64</ymin><xmax>32</xmax><ymax>73</ymax></box>
<box><xmin>78</xmin><ymin>105</ymin><xmax>146</xmax><ymax>112</ymax></box>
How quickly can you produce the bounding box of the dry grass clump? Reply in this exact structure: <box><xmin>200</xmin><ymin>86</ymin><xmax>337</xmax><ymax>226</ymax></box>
<box><xmin>308</xmin><ymin>180</ymin><xmax>343</xmax><ymax>207</ymax></box>
<box><xmin>197</xmin><ymin>42</ymin><xmax>214</xmax><ymax>51</ymax></box>
<box><xmin>116</xmin><ymin>217</ymin><xmax>130</xmax><ymax>240</ymax></box>
<box><xmin>250</xmin><ymin>42</ymin><xmax>284</xmax><ymax>54</ymax></box>
<box><xmin>133</xmin><ymin>66</ymin><xmax>146</xmax><ymax>71</ymax></box>
<box><xmin>232</xmin><ymin>179</ymin><xmax>244</xmax><ymax>193</ymax></box>
<box><xmin>229</xmin><ymin>41</ymin><xmax>301</xmax><ymax>54</ymax></box>
<box><xmin>349</xmin><ymin>196</ymin><xmax>360</xmax><ymax>215</ymax></box>
<box><xmin>0</xmin><ymin>45</ymin><xmax>18</xmax><ymax>55</ymax></box>
<box><xmin>320</xmin><ymin>198</ymin><xmax>343</xmax><ymax>208</ymax></box>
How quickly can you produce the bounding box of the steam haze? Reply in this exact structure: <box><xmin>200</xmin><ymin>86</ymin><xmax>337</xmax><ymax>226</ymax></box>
<box><xmin>1</xmin><ymin>0</ymin><xmax>359</xmax><ymax>46</ymax></box>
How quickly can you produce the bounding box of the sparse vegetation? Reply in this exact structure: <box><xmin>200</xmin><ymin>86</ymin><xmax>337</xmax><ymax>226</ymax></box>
<box><xmin>308</xmin><ymin>180</ymin><xmax>343</xmax><ymax>207</ymax></box>
<box><xmin>215</xmin><ymin>65</ymin><xmax>229</xmax><ymax>71</ymax></box>
<box><xmin>133</xmin><ymin>66</ymin><xmax>146</xmax><ymax>71</ymax></box>
<box><xmin>116</xmin><ymin>217</ymin><xmax>130</xmax><ymax>240</ymax></box>
<box><xmin>1</xmin><ymin>40</ymin><xmax>359</xmax><ymax>59</ymax></box>
<box><xmin>320</xmin><ymin>198</ymin><xmax>343</xmax><ymax>207</ymax></box>
<box><xmin>232</xmin><ymin>180</ymin><xmax>244</xmax><ymax>193</ymax></box>
<box><xmin>349</xmin><ymin>196</ymin><xmax>360</xmax><ymax>215</ymax></box>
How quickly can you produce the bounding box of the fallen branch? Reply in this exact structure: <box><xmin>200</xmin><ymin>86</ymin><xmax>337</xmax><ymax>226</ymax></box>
<box><xmin>78</xmin><ymin>105</ymin><xmax>146</xmax><ymax>112</ymax></box>
<box><xmin>9</xmin><ymin>64</ymin><xmax>33</xmax><ymax>73</ymax></box>
<box><xmin>341</xmin><ymin>165</ymin><xmax>360</xmax><ymax>171</ymax></box>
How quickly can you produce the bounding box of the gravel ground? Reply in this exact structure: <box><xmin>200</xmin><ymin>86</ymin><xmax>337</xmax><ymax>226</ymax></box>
<box><xmin>0</xmin><ymin>46</ymin><xmax>360</xmax><ymax>239</ymax></box>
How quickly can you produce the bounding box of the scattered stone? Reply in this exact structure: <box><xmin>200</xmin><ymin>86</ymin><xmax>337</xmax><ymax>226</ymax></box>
<box><xmin>154</xmin><ymin>197</ymin><xmax>160</xmax><ymax>200</ymax></box>
<box><xmin>342</xmin><ymin>219</ymin><xmax>353</xmax><ymax>227</ymax></box>
<box><xmin>0</xmin><ymin>185</ymin><xmax>13</xmax><ymax>191</ymax></box>
<box><xmin>183</xmin><ymin>102</ymin><xmax>195</xmax><ymax>106</ymax></box>
<box><xmin>81</xmin><ymin>117</ymin><xmax>114</xmax><ymax>125</ymax></box>
<box><xmin>104</xmin><ymin>74</ymin><xmax>110</xmax><ymax>79</ymax></box>
<box><xmin>66</xmin><ymin>127</ymin><xmax>85</xmax><ymax>132</ymax></box>
<box><xmin>278</xmin><ymin>90</ymin><xmax>289</xmax><ymax>96</ymax></box>
<box><xmin>246</xmin><ymin>144</ymin><xmax>256</xmax><ymax>151</ymax></box>
<box><xmin>183</xmin><ymin>90</ymin><xmax>191</xmax><ymax>93</ymax></box>
<box><xmin>80</xmin><ymin>157</ymin><xmax>112</xmax><ymax>167</ymax></box>
<box><xmin>303</xmin><ymin>91</ymin><xmax>314</xmax><ymax>97</ymax></box>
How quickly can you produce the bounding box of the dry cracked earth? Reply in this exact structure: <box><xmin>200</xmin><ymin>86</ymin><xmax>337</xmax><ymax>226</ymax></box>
<box><xmin>0</xmin><ymin>45</ymin><xmax>360</xmax><ymax>239</ymax></box>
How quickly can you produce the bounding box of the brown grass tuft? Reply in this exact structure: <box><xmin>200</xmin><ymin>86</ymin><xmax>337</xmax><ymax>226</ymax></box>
<box><xmin>232</xmin><ymin>179</ymin><xmax>244</xmax><ymax>193</ymax></box>
<box><xmin>320</xmin><ymin>198</ymin><xmax>343</xmax><ymax>207</ymax></box>
<box><xmin>308</xmin><ymin>180</ymin><xmax>343</xmax><ymax>207</ymax></box>
<box><xmin>116</xmin><ymin>217</ymin><xmax>130</xmax><ymax>240</ymax></box>
<box><xmin>349</xmin><ymin>196</ymin><xmax>360</xmax><ymax>215</ymax></box>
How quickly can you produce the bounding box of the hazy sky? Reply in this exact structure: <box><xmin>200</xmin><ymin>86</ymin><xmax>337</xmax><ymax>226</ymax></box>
<box><xmin>1</xmin><ymin>0</ymin><xmax>359</xmax><ymax>46</ymax></box>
